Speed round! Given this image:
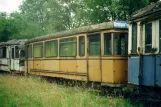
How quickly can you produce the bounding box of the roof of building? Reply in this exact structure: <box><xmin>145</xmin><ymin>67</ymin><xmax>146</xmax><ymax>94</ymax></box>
<box><xmin>0</xmin><ymin>39</ymin><xmax>27</xmax><ymax>47</ymax></box>
<box><xmin>129</xmin><ymin>1</ymin><xmax>161</xmax><ymax>22</ymax></box>
<box><xmin>26</xmin><ymin>21</ymin><xmax>128</xmax><ymax>44</ymax></box>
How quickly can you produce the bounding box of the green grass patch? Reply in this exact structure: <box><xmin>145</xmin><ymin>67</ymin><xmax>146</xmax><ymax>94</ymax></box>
<box><xmin>0</xmin><ymin>74</ymin><xmax>143</xmax><ymax>107</ymax></box>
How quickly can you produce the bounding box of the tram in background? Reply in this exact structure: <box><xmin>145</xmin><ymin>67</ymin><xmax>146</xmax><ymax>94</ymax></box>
<box><xmin>128</xmin><ymin>1</ymin><xmax>161</xmax><ymax>87</ymax></box>
<box><xmin>0</xmin><ymin>40</ymin><xmax>27</xmax><ymax>73</ymax></box>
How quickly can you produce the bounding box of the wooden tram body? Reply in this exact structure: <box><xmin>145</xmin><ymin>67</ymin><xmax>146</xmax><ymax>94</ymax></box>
<box><xmin>25</xmin><ymin>21</ymin><xmax>128</xmax><ymax>85</ymax></box>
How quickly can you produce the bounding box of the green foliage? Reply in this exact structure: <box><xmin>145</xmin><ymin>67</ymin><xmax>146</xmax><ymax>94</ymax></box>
<box><xmin>0</xmin><ymin>0</ymin><xmax>151</xmax><ymax>41</ymax></box>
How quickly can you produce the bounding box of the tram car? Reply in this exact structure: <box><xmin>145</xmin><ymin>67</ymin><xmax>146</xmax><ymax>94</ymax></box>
<box><xmin>0</xmin><ymin>39</ymin><xmax>27</xmax><ymax>73</ymax></box>
<box><xmin>128</xmin><ymin>1</ymin><xmax>161</xmax><ymax>87</ymax></box>
<box><xmin>25</xmin><ymin>21</ymin><xmax>128</xmax><ymax>86</ymax></box>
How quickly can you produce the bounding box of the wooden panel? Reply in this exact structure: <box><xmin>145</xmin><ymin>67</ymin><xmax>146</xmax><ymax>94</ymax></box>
<box><xmin>88</xmin><ymin>60</ymin><xmax>101</xmax><ymax>82</ymax></box>
<box><xmin>43</xmin><ymin>60</ymin><xmax>59</xmax><ymax>71</ymax></box>
<box><xmin>77</xmin><ymin>60</ymin><xmax>87</xmax><ymax>73</ymax></box>
<box><xmin>60</xmin><ymin>60</ymin><xmax>77</xmax><ymax>72</ymax></box>
<box><xmin>114</xmin><ymin>60</ymin><xmax>127</xmax><ymax>83</ymax></box>
<box><xmin>30</xmin><ymin>71</ymin><xmax>87</xmax><ymax>81</ymax></box>
<box><xmin>102</xmin><ymin>60</ymin><xmax>114</xmax><ymax>83</ymax></box>
<box><xmin>33</xmin><ymin>60</ymin><xmax>43</xmax><ymax>70</ymax></box>
<box><xmin>27</xmin><ymin>60</ymin><xmax>33</xmax><ymax>73</ymax></box>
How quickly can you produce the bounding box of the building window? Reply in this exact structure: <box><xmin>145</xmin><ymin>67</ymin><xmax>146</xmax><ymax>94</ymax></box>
<box><xmin>33</xmin><ymin>43</ymin><xmax>43</xmax><ymax>58</ymax></box>
<box><xmin>27</xmin><ymin>45</ymin><xmax>32</xmax><ymax>58</ymax></box>
<box><xmin>15</xmin><ymin>46</ymin><xmax>19</xmax><ymax>58</ymax></box>
<box><xmin>145</xmin><ymin>23</ymin><xmax>152</xmax><ymax>53</ymax></box>
<box><xmin>132</xmin><ymin>23</ymin><xmax>137</xmax><ymax>53</ymax></box>
<box><xmin>113</xmin><ymin>33</ymin><xmax>128</xmax><ymax>55</ymax></box>
<box><xmin>159</xmin><ymin>20</ymin><xmax>161</xmax><ymax>52</ymax></box>
<box><xmin>60</xmin><ymin>37</ymin><xmax>76</xmax><ymax>57</ymax></box>
<box><xmin>79</xmin><ymin>36</ymin><xmax>85</xmax><ymax>56</ymax></box>
<box><xmin>45</xmin><ymin>40</ymin><xmax>58</xmax><ymax>57</ymax></box>
<box><xmin>88</xmin><ymin>34</ymin><xmax>101</xmax><ymax>56</ymax></box>
<box><xmin>104</xmin><ymin>33</ymin><xmax>112</xmax><ymax>55</ymax></box>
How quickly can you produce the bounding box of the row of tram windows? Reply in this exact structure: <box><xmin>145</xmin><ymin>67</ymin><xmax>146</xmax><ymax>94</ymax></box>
<box><xmin>131</xmin><ymin>20</ymin><xmax>161</xmax><ymax>53</ymax></box>
<box><xmin>0</xmin><ymin>46</ymin><xmax>20</xmax><ymax>59</ymax></box>
<box><xmin>27</xmin><ymin>33</ymin><xmax>127</xmax><ymax>58</ymax></box>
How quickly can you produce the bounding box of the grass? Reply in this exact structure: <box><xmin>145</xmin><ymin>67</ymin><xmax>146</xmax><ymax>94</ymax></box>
<box><xmin>0</xmin><ymin>74</ymin><xmax>143</xmax><ymax>107</ymax></box>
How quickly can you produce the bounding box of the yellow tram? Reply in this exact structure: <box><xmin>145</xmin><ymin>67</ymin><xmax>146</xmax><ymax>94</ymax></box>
<box><xmin>25</xmin><ymin>21</ymin><xmax>128</xmax><ymax>86</ymax></box>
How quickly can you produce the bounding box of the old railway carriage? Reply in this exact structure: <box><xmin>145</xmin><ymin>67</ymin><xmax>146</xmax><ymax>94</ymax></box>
<box><xmin>128</xmin><ymin>1</ymin><xmax>161</xmax><ymax>87</ymax></box>
<box><xmin>26</xmin><ymin>21</ymin><xmax>128</xmax><ymax>86</ymax></box>
<box><xmin>0</xmin><ymin>40</ymin><xmax>27</xmax><ymax>72</ymax></box>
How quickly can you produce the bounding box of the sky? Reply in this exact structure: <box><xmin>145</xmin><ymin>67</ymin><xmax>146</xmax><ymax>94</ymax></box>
<box><xmin>0</xmin><ymin>0</ymin><xmax>23</xmax><ymax>13</ymax></box>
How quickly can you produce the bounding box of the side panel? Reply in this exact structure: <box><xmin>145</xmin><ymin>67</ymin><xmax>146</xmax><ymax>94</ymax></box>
<box><xmin>14</xmin><ymin>60</ymin><xmax>20</xmax><ymax>71</ymax></box>
<box><xmin>43</xmin><ymin>60</ymin><xmax>59</xmax><ymax>71</ymax></box>
<box><xmin>128</xmin><ymin>56</ymin><xmax>139</xmax><ymax>85</ymax></box>
<box><xmin>60</xmin><ymin>60</ymin><xmax>77</xmax><ymax>72</ymax></box>
<box><xmin>88</xmin><ymin>59</ymin><xmax>101</xmax><ymax>82</ymax></box>
<box><xmin>77</xmin><ymin>60</ymin><xmax>87</xmax><ymax>73</ymax></box>
<box><xmin>156</xmin><ymin>55</ymin><xmax>161</xmax><ymax>87</ymax></box>
<box><xmin>114</xmin><ymin>59</ymin><xmax>127</xmax><ymax>84</ymax></box>
<box><xmin>141</xmin><ymin>55</ymin><xmax>155</xmax><ymax>86</ymax></box>
<box><xmin>0</xmin><ymin>59</ymin><xmax>9</xmax><ymax>71</ymax></box>
<box><xmin>102</xmin><ymin>60</ymin><xmax>114</xmax><ymax>83</ymax></box>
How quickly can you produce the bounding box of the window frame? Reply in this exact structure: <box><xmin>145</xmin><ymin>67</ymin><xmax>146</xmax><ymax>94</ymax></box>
<box><xmin>45</xmin><ymin>40</ymin><xmax>58</xmax><ymax>58</ymax></box>
<box><xmin>12</xmin><ymin>48</ymin><xmax>15</xmax><ymax>59</ymax></box>
<box><xmin>88</xmin><ymin>34</ymin><xmax>101</xmax><ymax>56</ymax></box>
<box><xmin>27</xmin><ymin>44</ymin><xmax>32</xmax><ymax>58</ymax></box>
<box><xmin>33</xmin><ymin>42</ymin><xmax>43</xmax><ymax>58</ymax></box>
<box><xmin>79</xmin><ymin>36</ymin><xmax>85</xmax><ymax>57</ymax></box>
<box><xmin>15</xmin><ymin>46</ymin><xmax>19</xmax><ymax>59</ymax></box>
<box><xmin>103</xmin><ymin>32</ymin><xmax>128</xmax><ymax>56</ymax></box>
<box><xmin>104</xmin><ymin>33</ymin><xmax>112</xmax><ymax>55</ymax></box>
<box><xmin>59</xmin><ymin>37</ymin><xmax>77</xmax><ymax>57</ymax></box>
<box><xmin>131</xmin><ymin>23</ymin><xmax>137</xmax><ymax>54</ymax></box>
<box><xmin>113</xmin><ymin>33</ymin><xmax>128</xmax><ymax>56</ymax></box>
<box><xmin>145</xmin><ymin>22</ymin><xmax>152</xmax><ymax>53</ymax></box>
<box><xmin>0</xmin><ymin>48</ymin><xmax>3</xmax><ymax>58</ymax></box>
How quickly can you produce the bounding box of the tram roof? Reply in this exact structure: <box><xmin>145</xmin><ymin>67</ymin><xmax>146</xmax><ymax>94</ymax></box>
<box><xmin>129</xmin><ymin>1</ymin><xmax>161</xmax><ymax>23</ymax></box>
<box><xmin>0</xmin><ymin>39</ymin><xmax>27</xmax><ymax>47</ymax></box>
<box><xmin>26</xmin><ymin>21</ymin><xmax>128</xmax><ymax>44</ymax></box>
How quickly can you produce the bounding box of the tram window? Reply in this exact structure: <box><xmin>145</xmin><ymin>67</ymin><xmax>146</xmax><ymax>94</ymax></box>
<box><xmin>27</xmin><ymin>45</ymin><xmax>32</xmax><ymax>58</ymax></box>
<box><xmin>2</xmin><ymin>47</ymin><xmax>6</xmax><ymax>58</ymax></box>
<box><xmin>159</xmin><ymin>20</ymin><xmax>161</xmax><ymax>52</ymax></box>
<box><xmin>15</xmin><ymin>46</ymin><xmax>19</xmax><ymax>58</ymax></box>
<box><xmin>132</xmin><ymin>23</ymin><xmax>137</xmax><ymax>53</ymax></box>
<box><xmin>12</xmin><ymin>48</ymin><xmax>14</xmax><ymax>59</ymax></box>
<box><xmin>88</xmin><ymin>34</ymin><xmax>101</xmax><ymax>56</ymax></box>
<box><xmin>60</xmin><ymin>38</ymin><xmax>76</xmax><ymax>57</ymax></box>
<box><xmin>145</xmin><ymin>23</ymin><xmax>152</xmax><ymax>53</ymax></box>
<box><xmin>79</xmin><ymin>36</ymin><xmax>85</xmax><ymax>56</ymax></box>
<box><xmin>104</xmin><ymin>33</ymin><xmax>112</xmax><ymax>55</ymax></box>
<box><xmin>113</xmin><ymin>33</ymin><xmax>127</xmax><ymax>55</ymax></box>
<box><xmin>45</xmin><ymin>40</ymin><xmax>58</xmax><ymax>57</ymax></box>
<box><xmin>0</xmin><ymin>48</ymin><xmax>3</xmax><ymax>58</ymax></box>
<box><xmin>33</xmin><ymin>43</ymin><xmax>43</xmax><ymax>58</ymax></box>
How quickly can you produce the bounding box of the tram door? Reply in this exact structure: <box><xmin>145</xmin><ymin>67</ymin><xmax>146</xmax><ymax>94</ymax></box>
<box><xmin>87</xmin><ymin>34</ymin><xmax>101</xmax><ymax>82</ymax></box>
<box><xmin>11</xmin><ymin>46</ymin><xmax>20</xmax><ymax>71</ymax></box>
<box><xmin>11</xmin><ymin>47</ymin><xmax>15</xmax><ymax>70</ymax></box>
